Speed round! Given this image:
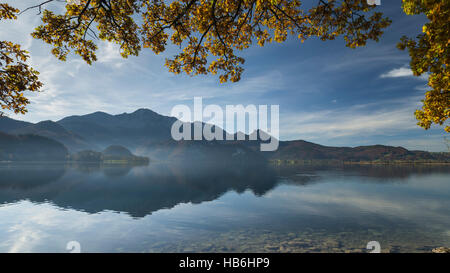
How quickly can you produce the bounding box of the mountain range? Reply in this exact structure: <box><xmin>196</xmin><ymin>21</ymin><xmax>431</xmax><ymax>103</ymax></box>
<box><xmin>0</xmin><ymin>108</ymin><xmax>448</xmax><ymax>163</ymax></box>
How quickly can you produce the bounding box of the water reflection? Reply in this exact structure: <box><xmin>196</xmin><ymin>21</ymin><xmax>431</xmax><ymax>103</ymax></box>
<box><xmin>0</xmin><ymin>161</ymin><xmax>281</xmax><ymax>217</ymax></box>
<box><xmin>0</xmin><ymin>162</ymin><xmax>449</xmax><ymax>252</ymax></box>
<box><xmin>275</xmin><ymin>163</ymin><xmax>450</xmax><ymax>180</ymax></box>
<box><xmin>0</xmin><ymin>162</ymin><xmax>449</xmax><ymax>218</ymax></box>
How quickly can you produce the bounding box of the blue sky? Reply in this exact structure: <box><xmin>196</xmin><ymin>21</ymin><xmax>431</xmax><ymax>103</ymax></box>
<box><xmin>1</xmin><ymin>0</ymin><xmax>448</xmax><ymax>151</ymax></box>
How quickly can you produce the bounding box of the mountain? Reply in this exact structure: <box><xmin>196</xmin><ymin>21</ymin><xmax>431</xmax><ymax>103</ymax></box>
<box><xmin>57</xmin><ymin>109</ymin><xmax>176</xmax><ymax>149</ymax></box>
<box><xmin>1</xmin><ymin>109</ymin><xmax>449</xmax><ymax>163</ymax></box>
<box><xmin>0</xmin><ymin>117</ymin><xmax>32</xmax><ymax>132</ymax></box>
<box><xmin>7</xmin><ymin>120</ymin><xmax>93</xmax><ymax>152</ymax></box>
<box><xmin>0</xmin><ymin>132</ymin><xmax>69</xmax><ymax>161</ymax></box>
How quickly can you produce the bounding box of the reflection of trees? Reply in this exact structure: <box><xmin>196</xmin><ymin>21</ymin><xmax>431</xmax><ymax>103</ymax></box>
<box><xmin>69</xmin><ymin>162</ymin><xmax>102</xmax><ymax>174</ymax></box>
<box><xmin>0</xmin><ymin>164</ymin><xmax>66</xmax><ymax>205</ymax></box>
<box><xmin>69</xmin><ymin>162</ymin><xmax>146</xmax><ymax>177</ymax></box>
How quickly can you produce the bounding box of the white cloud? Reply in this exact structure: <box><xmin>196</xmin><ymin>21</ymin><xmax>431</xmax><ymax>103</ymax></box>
<box><xmin>380</xmin><ymin>66</ymin><xmax>428</xmax><ymax>80</ymax></box>
<box><xmin>281</xmin><ymin>108</ymin><xmax>413</xmax><ymax>140</ymax></box>
<box><xmin>97</xmin><ymin>42</ymin><xmax>126</xmax><ymax>68</ymax></box>
<box><xmin>380</xmin><ymin>67</ymin><xmax>414</xmax><ymax>78</ymax></box>
<box><xmin>281</xmin><ymin>98</ymin><xmax>420</xmax><ymax>139</ymax></box>
<box><xmin>414</xmin><ymin>85</ymin><xmax>429</xmax><ymax>91</ymax></box>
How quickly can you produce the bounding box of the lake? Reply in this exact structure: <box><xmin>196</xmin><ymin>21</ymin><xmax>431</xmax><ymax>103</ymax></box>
<box><xmin>0</xmin><ymin>162</ymin><xmax>449</xmax><ymax>253</ymax></box>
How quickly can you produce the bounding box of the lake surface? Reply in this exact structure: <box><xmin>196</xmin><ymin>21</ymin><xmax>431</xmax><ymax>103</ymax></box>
<box><xmin>0</xmin><ymin>162</ymin><xmax>449</xmax><ymax>253</ymax></box>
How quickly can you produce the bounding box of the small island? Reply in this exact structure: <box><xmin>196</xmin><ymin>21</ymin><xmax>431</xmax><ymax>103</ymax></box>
<box><xmin>70</xmin><ymin>145</ymin><xmax>149</xmax><ymax>164</ymax></box>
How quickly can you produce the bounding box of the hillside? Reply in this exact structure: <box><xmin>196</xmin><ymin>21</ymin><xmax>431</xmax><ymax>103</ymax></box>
<box><xmin>9</xmin><ymin>120</ymin><xmax>93</xmax><ymax>152</ymax></box>
<box><xmin>257</xmin><ymin>140</ymin><xmax>449</xmax><ymax>162</ymax></box>
<box><xmin>0</xmin><ymin>117</ymin><xmax>93</xmax><ymax>152</ymax></box>
<box><xmin>0</xmin><ymin>132</ymin><xmax>69</xmax><ymax>161</ymax></box>
<box><xmin>57</xmin><ymin>109</ymin><xmax>176</xmax><ymax>149</ymax></box>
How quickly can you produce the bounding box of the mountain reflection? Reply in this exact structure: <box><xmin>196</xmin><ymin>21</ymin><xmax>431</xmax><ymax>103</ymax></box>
<box><xmin>0</xmin><ymin>161</ymin><xmax>279</xmax><ymax>217</ymax></box>
<box><xmin>0</xmin><ymin>162</ymin><xmax>449</xmax><ymax>218</ymax></box>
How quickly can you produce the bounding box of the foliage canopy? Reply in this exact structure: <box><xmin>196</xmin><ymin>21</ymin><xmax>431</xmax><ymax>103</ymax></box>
<box><xmin>0</xmin><ymin>3</ymin><xmax>42</xmax><ymax>116</ymax></box>
<box><xmin>398</xmin><ymin>0</ymin><xmax>449</xmax><ymax>132</ymax></box>
<box><xmin>29</xmin><ymin>0</ymin><xmax>390</xmax><ymax>83</ymax></box>
<box><xmin>0</xmin><ymin>0</ymin><xmax>448</xmax><ymax>133</ymax></box>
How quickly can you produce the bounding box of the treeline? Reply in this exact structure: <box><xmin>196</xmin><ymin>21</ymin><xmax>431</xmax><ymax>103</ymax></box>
<box><xmin>70</xmin><ymin>148</ymin><xmax>149</xmax><ymax>164</ymax></box>
<box><xmin>269</xmin><ymin>158</ymin><xmax>450</xmax><ymax>166</ymax></box>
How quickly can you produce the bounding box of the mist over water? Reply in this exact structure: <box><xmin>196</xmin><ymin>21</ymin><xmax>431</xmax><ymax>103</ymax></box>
<box><xmin>0</xmin><ymin>162</ymin><xmax>449</xmax><ymax>253</ymax></box>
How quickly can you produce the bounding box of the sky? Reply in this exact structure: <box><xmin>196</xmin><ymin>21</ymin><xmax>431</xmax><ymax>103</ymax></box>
<box><xmin>0</xmin><ymin>0</ymin><xmax>448</xmax><ymax>152</ymax></box>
